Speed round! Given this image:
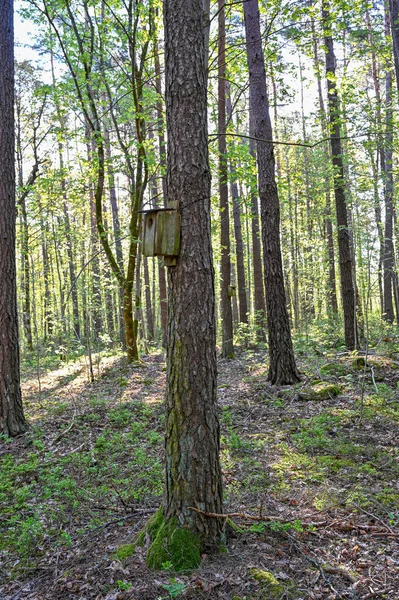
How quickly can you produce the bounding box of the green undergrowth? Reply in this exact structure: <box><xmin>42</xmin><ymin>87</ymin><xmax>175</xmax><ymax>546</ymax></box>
<box><xmin>0</xmin><ymin>399</ymin><xmax>164</xmax><ymax>577</ymax></box>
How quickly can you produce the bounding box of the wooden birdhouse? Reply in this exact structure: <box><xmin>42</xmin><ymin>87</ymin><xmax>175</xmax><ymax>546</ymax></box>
<box><xmin>142</xmin><ymin>206</ymin><xmax>181</xmax><ymax>266</ymax></box>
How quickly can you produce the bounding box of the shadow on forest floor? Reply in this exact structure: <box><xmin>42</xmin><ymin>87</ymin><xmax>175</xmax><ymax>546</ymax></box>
<box><xmin>1</xmin><ymin>347</ymin><xmax>399</xmax><ymax>599</ymax></box>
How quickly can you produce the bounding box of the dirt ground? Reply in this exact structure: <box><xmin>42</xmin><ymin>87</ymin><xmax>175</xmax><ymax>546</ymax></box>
<box><xmin>0</xmin><ymin>347</ymin><xmax>398</xmax><ymax>600</ymax></box>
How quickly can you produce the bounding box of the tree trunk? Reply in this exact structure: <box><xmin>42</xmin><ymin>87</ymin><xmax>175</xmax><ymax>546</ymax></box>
<box><xmin>87</xmin><ymin>133</ymin><xmax>103</xmax><ymax>339</ymax></box>
<box><xmin>390</xmin><ymin>0</ymin><xmax>399</xmax><ymax>88</ymax></box>
<box><xmin>322</xmin><ymin>0</ymin><xmax>357</xmax><ymax>348</ymax></box>
<box><xmin>0</xmin><ymin>0</ymin><xmax>27</xmax><ymax>436</ymax></box>
<box><xmin>244</xmin><ymin>0</ymin><xmax>300</xmax><ymax>384</ymax></box>
<box><xmin>161</xmin><ymin>0</ymin><xmax>223</xmax><ymax>554</ymax></box>
<box><xmin>366</xmin><ymin>9</ymin><xmax>385</xmax><ymax>316</ymax></box>
<box><xmin>104</xmin><ymin>126</ymin><xmax>125</xmax><ymax>345</ymax></box>
<box><xmin>311</xmin><ymin>21</ymin><xmax>338</xmax><ymax>315</ymax></box>
<box><xmin>383</xmin><ymin>67</ymin><xmax>395</xmax><ymax>323</ymax></box>
<box><xmin>248</xmin><ymin>95</ymin><xmax>266</xmax><ymax>339</ymax></box>
<box><xmin>226</xmin><ymin>83</ymin><xmax>248</xmax><ymax>324</ymax></box>
<box><xmin>143</xmin><ymin>257</ymin><xmax>155</xmax><ymax>342</ymax></box>
<box><xmin>218</xmin><ymin>0</ymin><xmax>234</xmax><ymax>358</ymax></box>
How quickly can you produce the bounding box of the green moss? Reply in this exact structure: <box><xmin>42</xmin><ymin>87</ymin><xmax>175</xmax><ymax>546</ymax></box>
<box><xmin>320</xmin><ymin>362</ymin><xmax>347</xmax><ymax>376</ymax></box>
<box><xmin>298</xmin><ymin>383</ymin><xmax>342</xmax><ymax>401</ymax></box>
<box><xmin>352</xmin><ymin>356</ymin><xmax>365</xmax><ymax>369</ymax></box>
<box><xmin>250</xmin><ymin>568</ymin><xmax>298</xmax><ymax>598</ymax></box>
<box><xmin>136</xmin><ymin>506</ymin><xmax>164</xmax><ymax>547</ymax></box>
<box><xmin>140</xmin><ymin>508</ymin><xmax>201</xmax><ymax>572</ymax></box>
<box><xmin>146</xmin><ymin>516</ymin><xmax>201</xmax><ymax>572</ymax></box>
<box><xmin>115</xmin><ymin>543</ymin><xmax>136</xmax><ymax>561</ymax></box>
<box><xmin>226</xmin><ymin>517</ymin><xmax>245</xmax><ymax>534</ymax></box>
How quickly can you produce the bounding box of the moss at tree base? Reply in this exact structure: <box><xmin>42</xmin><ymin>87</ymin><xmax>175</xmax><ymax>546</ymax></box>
<box><xmin>138</xmin><ymin>507</ymin><xmax>201</xmax><ymax>572</ymax></box>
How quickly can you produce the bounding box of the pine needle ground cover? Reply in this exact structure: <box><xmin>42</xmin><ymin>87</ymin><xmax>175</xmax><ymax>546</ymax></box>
<box><xmin>0</xmin><ymin>343</ymin><xmax>398</xmax><ymax>599</ymax></box>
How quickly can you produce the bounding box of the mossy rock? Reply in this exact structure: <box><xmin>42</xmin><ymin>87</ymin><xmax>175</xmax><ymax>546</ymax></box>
<box><xmin>352</xmin><ymin>356</ymin><xmax>365</xmax><ymax>369</ymax></box>
<box><xmin>298</xmin><ymin>383</ymin><xmax>342</xmax><ymax>401</ymax></box>
<box><xmin>139</xmin><ymin>508</ymin><xmax>201</xmax><ymax>572</ymax></box>
<box><xmin>250</xmin><ymin>568</ymin><xmax>298</xmax><ymax>598</ymax></box>
<box><xmin>115</xmin><ymin>543</ymin><xmax>136</xmax><ymax>561</ymax></box>
<box><xmin>320</xmin><ymin>362</ymin><xmax>347</xmax><ymax>376</ymax></box>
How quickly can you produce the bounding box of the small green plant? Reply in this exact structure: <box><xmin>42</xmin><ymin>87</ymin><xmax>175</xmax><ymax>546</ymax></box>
<box><xmin>117</xmin><ymin>580</ymin><xmax>132</xmax><ymax>591</ymax></box>
<box><xmin>161</xmin><ymin>560</ymin><xmax>174</xmax><ymax>570</ymax></box>
<box><xmin>115</xmin><ymin>543</ymin><xmax>136</xmax><ymax>561</ymax></box>
<box><xmin>161</xmin><ymin>580</ymin><xmax>187</xmax><ymax>598</ymax></box>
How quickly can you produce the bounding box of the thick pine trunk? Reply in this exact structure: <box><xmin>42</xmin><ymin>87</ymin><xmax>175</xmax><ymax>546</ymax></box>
<box><xmin>322</xmin><ymin>0</ymin><xmax>357</xmax><ymax>348</ymax></box>
<box><xmin>244</xmin><ymin>0</ymin><xmax>300</xmax><ymax>384</ymax></box>
<box><xmin>0</xmin><ymin>0</ymin><xmax>27</xmax><ymax>436</ymax></box>
<box><xmin>163</xmin><ymin>0</ymin><xmax>223</xmax><ymax>548</ymax></box>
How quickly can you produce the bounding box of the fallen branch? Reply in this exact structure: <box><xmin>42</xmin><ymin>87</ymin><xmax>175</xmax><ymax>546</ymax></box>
<box><xmin>52</xmin><ymin>411</ymin><xmax>77</xmax><ymax>445</ymax></box>
<box><xmin>322</xmin><ymin>564</ymin><xmax>358</xmax><ymax>584</ymax></box>
<box><xmin>362</xmin><ymin>590</ymin><xmax>391</xmax><ymax>599</ymax></box>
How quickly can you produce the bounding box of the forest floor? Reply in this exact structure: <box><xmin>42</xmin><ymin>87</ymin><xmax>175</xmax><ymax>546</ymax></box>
<box><xmin>1</xmin><ymin>339</ymin><xmax>399</xmax><ymax>600</ymax></box>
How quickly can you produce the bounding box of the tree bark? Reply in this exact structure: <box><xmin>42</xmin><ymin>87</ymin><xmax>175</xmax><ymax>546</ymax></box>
<box><xmin>311</xmin><ymin>21</ymin><xmax>338</xmax><ymax>315</ymax></box>
<box><xmin>218</xmin><ymin>0</ymin><xmax>234</xmax><ymax>358</ymax></box>
<box><xmin>226</xmin><ymin>83</ymin><xmax>248</xmax><ymax>324</ymax></box>
<box><xmin>322</xmin><ymin>0</ymin><xmax>357</xmax><ymax>348</ymax></box>
<box><xmin>163</xmin><ymin>0</ymin><xmax>223</xmax><ymax>548</ymax></box>
<box><xmin>248</xmin><ymin>94</ymin><xmax>266</xmax><ymax>339</ymax></box>
<box><xmin>0</xmin><ymin>0</ymin><xmax>27</xmax><ymax>436</ymax></box>
<box><xmin>104</xmin><ymin>126</ymin><xmax>125</xmax><ymax>345</ymax></box>
<box><xmin>243</xmin><ymin>0</ymin><xmax>300</xmax><ymax>384</ymax></box>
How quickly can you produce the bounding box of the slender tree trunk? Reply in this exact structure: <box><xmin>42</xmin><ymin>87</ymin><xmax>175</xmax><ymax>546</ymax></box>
<box><xmin>154</xmin><ymin>42</ymin><xmax>168</xmax><ymax>348</ymax></box>
<box><xmin>244</xmin><ymin>0</ymin><xmax>300</xmax><ymax>384</ymax></box>
<box><xmin>104</xmin><ymin>126</ymin><xmax>125</xmax><ymax>345</ymax></box>
<box><xmin>322</xmin><ymin>0</ymin><xmax>357</xmax><ymax>348</ymax></box>
<box><xmin>50</xmin><ymin>47</ymin><xmax>81</xmax><ymax>339</ymax></box>
<box><xmin>0</xmin><ymin>0</ymin><xmax>26</xmax><ymax>436</ymax></box>
<box><xmin>218</xmin><ymin>0</ymin><xmax>234</xmax><ymax>357</ymax></box>
<box><xmin>20</xmin><ymin>199</ymin><xmax>34</xmax><ymax>350</ymax></box>
<box><xmin>87</xmin><ymin>133</ymin><xmax>103</xmax><ymax>339</ymax></box>
<box><xmin>16</xmin><ymin>104</ymin><xmax>34</xmax><ymax>351</ymax></box>
<box><xmin>366</xmin><ymin>9</ymin><xmax>385</xmax><ymax>316</ymax></box>
<box><xmin>384</xmin><ymin>6</ymin><xmax>397</xmax><ymax>323</ymax></box>
<box><xmin>226</xmin><ymin>83</ymin><xmax>248</xmax><ymax>324</ymax></box>
<box><xmin>299</xmin><ymin>53</ymin><xmax>315</xmax><ymax>319</ymax></box>
<box><xmin>248</xmin><ymin>95</ymin><xmax>266</xmax><ymax>339</ymax></box>
<box><xmin>311</xmin><ymin>21</ymin><xmax>338</xmax><ymax>315</ymax></box>
<box><xmin>161</xmin><ymin>0</ymin><xmax>223</xmax><ymax>551</ymax></box>
<box><xmin>390</xmin><ymin>0</ymin><xmax>399</xmax><ymax>88</ymax></box>
<box><xmin>52</xmin><ymin>221</ymin><xmax>66</xmax><ymax>337</ymax></box>
<box><xmin>143</xmin><ymin>257</ymin><xmax>155</xmax><ymax>342</ymax></box>
<box><xmin>36</xmin><ymin>198</ymin><xmax>53</xmax><ymax>340</ymax></box>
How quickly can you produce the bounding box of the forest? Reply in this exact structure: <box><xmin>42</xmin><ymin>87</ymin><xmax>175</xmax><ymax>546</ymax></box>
<box><xmin>1</xmin><ymin>0</ymin><xmax>399</xmax><ymax>598</ymax></box>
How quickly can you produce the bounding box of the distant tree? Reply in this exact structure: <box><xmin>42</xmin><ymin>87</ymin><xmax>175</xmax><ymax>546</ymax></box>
<box><xmin>243</xmin><ymin>0</ymin><xmax>300</xmax><ymax>384</ymax></box>
<box><xmin>322</xmin><ymin>0</ymin><xmax>357</xmax><ymax>348</ymax></box>
<box><xmin>218</xmin><ymin>0</ymin><xmax>234</xmax><ymax>358</ymax></box>
<box><xmin>0</xmin><ymin>0</ymin><xmax>27</xmax><ymax>436</ymax></box>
